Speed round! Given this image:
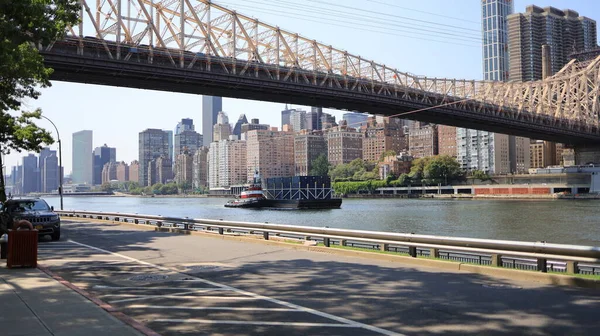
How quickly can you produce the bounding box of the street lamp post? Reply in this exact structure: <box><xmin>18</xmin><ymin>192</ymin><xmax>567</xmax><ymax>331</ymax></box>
<box><xmin>41</xmin><ymin>116</ymin><xmax>63</xmax><ymax>210</ymax></box>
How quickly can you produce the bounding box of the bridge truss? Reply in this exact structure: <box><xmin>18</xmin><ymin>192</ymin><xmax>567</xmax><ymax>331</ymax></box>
<box><xmin>47</xmin><ymin>0</ymin><xmax>600</xmax><ymax>139</ymax></box>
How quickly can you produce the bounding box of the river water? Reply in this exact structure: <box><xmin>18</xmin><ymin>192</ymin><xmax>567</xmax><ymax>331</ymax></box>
<box><xmin>43</xmin><ymin>196</ymin><xmax>600</xmax><ymax>246</ymax></box>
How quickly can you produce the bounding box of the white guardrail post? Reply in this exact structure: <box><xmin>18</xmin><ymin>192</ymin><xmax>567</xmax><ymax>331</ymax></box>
<box><xmin>56</xmin><ymin>210</ymin><xmax>600</xmax><ymax>276</ymax></box>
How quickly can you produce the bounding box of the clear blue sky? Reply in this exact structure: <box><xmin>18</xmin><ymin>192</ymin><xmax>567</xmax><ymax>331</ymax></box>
<box><xmin>5</xmin><ymin>0</ymin><xmax>600</xmax><ymax>175</ymax></box>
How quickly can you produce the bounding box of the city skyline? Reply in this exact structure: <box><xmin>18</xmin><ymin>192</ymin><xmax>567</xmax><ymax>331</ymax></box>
<box><xmin>4</xmin><ymin>0</ymin><xmax>599</xmax><ymax>174</ymax></box>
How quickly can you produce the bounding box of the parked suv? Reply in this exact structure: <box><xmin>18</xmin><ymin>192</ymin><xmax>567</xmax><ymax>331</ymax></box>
<box><xmin>0</xmin><ymin>198</ymin><xmax>60</xmax><ymax>240</ymax></box>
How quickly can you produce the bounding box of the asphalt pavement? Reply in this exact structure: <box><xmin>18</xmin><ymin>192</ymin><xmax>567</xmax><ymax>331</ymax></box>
<box><xmin>35</xmin><ymin>220</ymin><xmax>600</xmax><ymax>336</ymax></box>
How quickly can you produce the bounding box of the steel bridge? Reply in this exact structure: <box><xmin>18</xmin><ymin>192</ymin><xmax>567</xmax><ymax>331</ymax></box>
<box><xmin>40</xmin><ymin>0</ymin><xmax>600</xmax><ymax>145</ymax></box>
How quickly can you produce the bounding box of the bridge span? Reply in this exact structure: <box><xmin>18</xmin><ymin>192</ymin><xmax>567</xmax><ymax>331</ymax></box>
<box><xmin>40</xmin><ymin>0</ymin><xmax>600</xmax><ymax>146</ymax></box>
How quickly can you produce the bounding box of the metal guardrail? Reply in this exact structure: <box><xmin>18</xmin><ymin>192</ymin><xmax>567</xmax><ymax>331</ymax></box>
<box><xmin>57</xmin><ymin>210</ymin><xmax>600</xmax><ymax>276</ymax></box>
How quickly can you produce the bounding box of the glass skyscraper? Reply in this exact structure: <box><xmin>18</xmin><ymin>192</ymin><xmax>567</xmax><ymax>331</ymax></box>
<box><xmin>72</xmin><ymin>130</ymin><xmax>93</xmax><ymax>184</ymax></box>
<box><xmin>456</xmin><ymin>0</ymin><xmax>527</xmax><ymax>175</ymax></box>
<box><xmin>482</xmin><ymin>0</ymin><xmax>513</xmax><ymax>81</ymax></box>
<box><xmin>202</xmin><ymin>96</ymin><xmax>222</xmax><ymax>147</ymax></box>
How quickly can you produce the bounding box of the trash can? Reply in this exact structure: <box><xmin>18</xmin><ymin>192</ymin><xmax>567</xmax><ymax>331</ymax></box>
<box><xmin>7</xmin><ymin>221</ymin><xmax>38</xmax><ymax>268</ymax></box>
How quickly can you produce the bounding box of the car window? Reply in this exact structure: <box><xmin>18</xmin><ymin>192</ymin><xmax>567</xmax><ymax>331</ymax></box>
<box><xmin>8</xmin><ymin>200</ymin><xmax>50</xmax><ymax>212</ymax></box>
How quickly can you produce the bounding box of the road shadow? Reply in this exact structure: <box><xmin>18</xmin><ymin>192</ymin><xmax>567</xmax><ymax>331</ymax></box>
<box><xmin>185</xmin><ymin>258</ymin><xmax>600</xmax><ymax>336</ymax></box>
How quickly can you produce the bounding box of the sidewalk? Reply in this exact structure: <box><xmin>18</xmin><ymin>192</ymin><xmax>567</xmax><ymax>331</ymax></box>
<box><xmin>0</xmin><ymin>265</ymin><xmax>145</xmax><ymax>336</ymax></box>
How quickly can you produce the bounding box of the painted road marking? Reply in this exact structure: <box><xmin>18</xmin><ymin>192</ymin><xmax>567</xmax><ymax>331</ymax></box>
<box><xmin>127</xmin><ymin>305</ymin><xmax>298</xmax><ymax>312</ymax></box>
<box><xmin>55</xmin><ymin>265</ymin><xmax>153</xmax><ymax>270</ymax></box>
<box><xmin>110</xmin><ymin>295</ymin><xmax>258</xmax><ymax>303</ymax></box>
<box><xmin>153</xmin><ymin>319</ymin><xmax>357</xmax><ymax>328</ymax></box>
<box><xmin>94</xmin><ymin>286</ymin><xmax>229</xmax><ymax>290</ymax></box>
<box><xmin>68</xmin><ymin>239</ymin><xmax>405</xmax><ymax>336</ymax></box>
<box><xmin>108</xmin><ymin>289</ymin><xmax>231</xmax><ymax>304</ymax></box>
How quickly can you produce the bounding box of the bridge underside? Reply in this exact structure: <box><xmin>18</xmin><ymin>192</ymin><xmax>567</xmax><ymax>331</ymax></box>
<box><xmin>43</xmin><ymin>52</ymin><xmax>600</xmax><ymax>146</ymax></box>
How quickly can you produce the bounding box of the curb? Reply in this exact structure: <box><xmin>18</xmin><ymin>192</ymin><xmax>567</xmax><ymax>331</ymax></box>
<box><xmin>65</xmin><ymin>218</ymin><xmax>600</xmax><ymax>290</ymax></box>
<box><xmin>37</xmin><ymin>265</ymin><xmax>161</xmax><ymax>336</ymax></box>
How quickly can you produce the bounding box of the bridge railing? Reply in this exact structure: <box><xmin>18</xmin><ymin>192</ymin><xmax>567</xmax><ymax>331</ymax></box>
<box><xmin>57</xmin><ymin>210</ymin><xmax>600</xmax><ymax>276</ymax></box>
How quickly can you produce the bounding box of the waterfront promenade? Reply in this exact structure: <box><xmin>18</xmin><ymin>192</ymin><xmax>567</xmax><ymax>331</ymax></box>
<box><xmin>21</xmin><ymin>218</ymin><xmax>600</xmax><ymax>336</ymax></box>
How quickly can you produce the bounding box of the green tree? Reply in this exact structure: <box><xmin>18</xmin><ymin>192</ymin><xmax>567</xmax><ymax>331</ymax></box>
<box><xmin>471</xmin><ymin>170</ymin><xmax>491</xmax><ymax>181</ymax></box>
<box><xmin>0</xmin><ymin>110</ymin><xmax>54</xmax><ymax>202</ymax></box>
<box><xmin>309</xmin><ymin>153</ymin><xmax>330</xmax><ymax>176</ymax></box>
<box><xmin>408</xmin><ymin>157</ymin><xmax>432</xmax><ymax>183</ymax></box>
<box><xmin>379</xmin><ymin>150</ymin><xmax>397</xmax><ymax>162</ymax></box>
<box><xmin>0</xmin><ymin>0</ymin><xmax>80</xmax><ymax>202</ymax></box>
<box><xmin>100</xmin><ymin>182</ymin><xmax>113</xmax><ymax>192</ymax></box>
<box><xmin>423</xmin><ymin>155</ymin><xmax>463</xmax><ymax>185</ymax></box>
<box><xmin>398</xmin><ymin>173</ymin><xmax>411</xmax><ymax>186</ymax></box>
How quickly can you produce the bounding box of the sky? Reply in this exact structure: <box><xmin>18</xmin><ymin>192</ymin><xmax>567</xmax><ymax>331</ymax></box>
<box><xmin>4</xmin><ymin>0</ymin><xmax>600</xmax><ymax>175</ymax></box>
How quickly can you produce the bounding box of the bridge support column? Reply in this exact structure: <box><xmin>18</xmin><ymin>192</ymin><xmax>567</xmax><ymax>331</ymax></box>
<box><xmin>573</xmin><ymin>145</ymin><xmax>600</xmax><ymax>165</ymax></box>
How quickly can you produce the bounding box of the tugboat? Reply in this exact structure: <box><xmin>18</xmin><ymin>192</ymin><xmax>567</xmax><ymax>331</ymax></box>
<box><xmin>225</xmin><ymin>171</ymin><xmax>342</xmax><ymax>209</ymax></box>
<box><xmin>224</xmin><ymin>170</ymin><xmax>266</xmax><ymax>208</ymax></box>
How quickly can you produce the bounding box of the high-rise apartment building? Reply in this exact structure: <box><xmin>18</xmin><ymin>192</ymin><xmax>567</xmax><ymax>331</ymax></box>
<box><xmin>208</xmin><ymin>142</ymin><xmax>220</xmax><ymax>189</ymax></box>
<box><xmin>116</xmin><ymin>161</ymin><xmax>129</xmax><ymax>182</ymax></box>
<box><xmin>362</xmin><ymin>117</ymin><xmax>406</xmax><ymax>162</ymax></box>
<box><xmin>305</xmin><ymin>107</ymin><xmax>323</xmax><ymax>131</ymax></box>
<box><xmin>175</xmin><ymin>118</ymin><xmax>194</xmax><ymax>134</ymax></box>
<box><xmin>156</xmin><ymin>156</ymin><xmax>173</xmax><ymax>184</ymax></box>
<box><xmin>437</xmin><ymin>125</ymin><xmax>457</xmax><ymax>158</ymax></box>
<box><xmin>457</xmin><ymin>0</ymin><xmax>529</xmax><ymax>175</ymax></box>
<box><xmin>483</xmin><ymin>0</ymin><xmax>512</xmax><ymax>81</ymax></box>
<box><xmin>93</xmin><ymin>144</ymin><xmax>116</xmax><ymax>185</ymax></box>
<box><xmin>232</xmin><ymin>114</ymin><xmax>249</xmax><ymax>139</ymax></box>
<box><xmin>281</xmin><ymin>105</ymin><xmax>294</xmax><ymax>130</ymax></box>
<box><xmin>139</xmin><ymin>129</ymin><xmax>171</xmax><ymax>186</ymax></box>
<box><xmin>326</xmin><ymin>124</ymin><xmax>363</xmax><ymax>166</ymax></box>
<box><xmin>508</xmin><ymin>6</ymin><xmax>597</xmax><ymax>82</ymax></box>
<box><xmin>240</xmin><ymin>119</ymin><xmax>270</xmax><ymax>140</ymax></box>
<box><xmin>208</xmin><ymin>139</ymin><xmax>247</xmax><ymax>189</ymax></box>
<box><xmin>213</xmin><ymin>111</ymin><xmax>232</xmax><ymax>142</ymax></box>
<box><xmin>21</xmin><ymin>154</ymin><xmax>38</xmax><ymax>194</ymax></box>
<box><xmin>220</xmin><ymin>140</ymin><xmax>247</xmax><ymax>187</ymax></box>
<box><xmin>408</xmin><ymin>123</ymin><xmax>438</xmax><ymax>159</ymax></box>
<box><xmin>290</xmin><ymin>109</ymin><xmax>307</xmax><ymax>132</ymax></box>
<box><xmin>129</xmin><ymin>161</ymin><xmax>139</xmax><ymax>184</ymax></box>
<box><xmin>193</xmin><ymin>147</ymin><xmax>209</xmax><ymax>190</ymax></box>
<box><xmin>72</xmin><ymin>130</ymin><xmax>93</xmax><ymax>184</ymax></box>
<box><xmin>38</xmin><ymin>147</ymin><xmax>58</xmax><ymax>193</ymax></box>
<box><xmin>321</xmin><ymin>113</ymin><xmax>337</xmax><ymax>130</ymax></box>
<box><xmin>202</xmin><ymin>96</ymin><xmax>222</xmax><ymax>146</ymax></box>
<box><xmin>101</xmin><ymin>162</ymin><xmax>118</xmax><ymax>184</ymax></box>
<box><xmin>246</xmin><ymin>129</ymin><xmax>294</xmax><ymax>181</ymax></box>
<box><xmin>342</xmin><ymin>112</ymin><xmax>369</xmax><ymax>129</ymax></box>
<box><xmin>174</xmin><ymin>130</ymin><xmax>202</xmax><ymax>156</ymax></box>
<box><xmin>42</xmin><ymin>154</ymin><xmax>59</xmax><ymax>193</ymax></box>
<box><xmin>294</xmin><ymin>132</ymin><xmax>327</xmax><ymax>176</ymax></box>
<box><xmin>174</xmin><ymin>152</ymin><xmax>194</xmax><ymax>185</ymax></box>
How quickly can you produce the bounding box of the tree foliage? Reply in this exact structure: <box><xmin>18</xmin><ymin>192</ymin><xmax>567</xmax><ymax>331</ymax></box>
<box><xmin>0</xmin><ymin>110</ymin><xmax>54</xmax><ymax>201</ymax></box>
<box><xmin>424</xmin><ymin>155</ymin><xmax>463</xmax><ymax>185</ymax></box>
<box><xmin>309</xmin><ymin>153</ymin><xmax>330</xmax><ymax>176</ymax></box>
<box><xmin>379</xmin><ymin>150</ymin><xmax>397</xmax><ymax>162</ymax></box>
<box><xmin>409</xmin><ymin>155</ymin><xmax>463</xmax><ymax>185</ymax></box>
<box><xmin>0</xmin><ymin>1</ymin><xmax>80</xmax><ymax>202</ymax></box>
<box><xmin>330</xmin><ymin>158</ymin><xmax>378</xmax><ymax>181</ymax></box>
<box><xmin>471</xmin><ymin>170</ymin><xmax>492</xmax><ymax>181</ymax></box>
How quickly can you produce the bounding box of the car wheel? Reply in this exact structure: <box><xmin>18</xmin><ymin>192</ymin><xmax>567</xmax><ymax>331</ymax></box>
<box><xmin>51</xmin><ymin>231</ymin><xmax>61</xmax><ymax>241</ymax></box>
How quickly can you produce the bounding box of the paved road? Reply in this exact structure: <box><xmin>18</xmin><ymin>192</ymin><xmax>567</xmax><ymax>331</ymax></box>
<box><xmin>38</xmin><ymin>220</ymin><xmax>600</xmax><ymax>336</ymax></box>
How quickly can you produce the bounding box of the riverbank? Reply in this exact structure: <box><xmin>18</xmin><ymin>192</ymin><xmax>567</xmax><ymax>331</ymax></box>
<box><xmin>343</xmin><ymin>193</ymin><xmax>600</xmax><ymax>200</ymax></box>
